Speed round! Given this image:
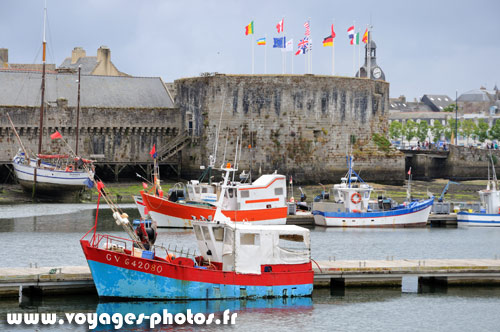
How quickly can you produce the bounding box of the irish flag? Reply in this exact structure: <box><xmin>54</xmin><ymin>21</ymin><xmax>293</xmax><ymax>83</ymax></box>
<box><xmin>350</xmin><ymin>32</ymin><xmax>360</xmax><ymax>45</ymax></box>
<box><xmin>245</xmin><ymin>21</ymin><xmax>254</xmax><ymax>35</ymax></box>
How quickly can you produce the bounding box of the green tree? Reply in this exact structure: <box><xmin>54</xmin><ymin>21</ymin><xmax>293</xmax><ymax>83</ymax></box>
<box><xmin>416</xmin><ymin>121</ymin><xmax>429</xmax><ymax>142</ymax></box>
<box><xmin>475</xmin><ymin>119</ymin><xmax>489</xmax><ymax>143</ymax></box>
<box><xmin>489</xmin><ymin>120</ymin><xmax>500</xmax><ymax>141</ymax></box>
<box><xmin>389</xmin><ymin>121</ymin><xmax>403</xmax><ymax>141</ymax></box>
<box><xmin>460</xmin><ymin>119</ymin><xmax>477</xmax><ymax>145</ymax></box>
<box><xmin>443</xmin><ymin>104</ymin><xmax>458</xmax><ymax>113</ymax></box>
<box><xmin>403</xmin><ymin>120</ymin><xmax>418</xmax><ymax>145</ymax></box>
<box><xmin>431</xmin><ymin>120</ymin><xmax>444</xmax><ymax>143</ymax></box>
<box><xmin>445</xmin><ymin>119</ymin><xmax>461</xmax><ymax>141</ymax></box>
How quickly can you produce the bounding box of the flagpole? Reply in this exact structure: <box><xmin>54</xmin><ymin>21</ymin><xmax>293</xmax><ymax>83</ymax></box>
<box><xmin>332</xmin><ymin>39</ymin><xmax>335</xmax><ymax>75</ymax></box>
<box><xmin>357</xmin><ymin>32</ymin><xmax>361</xmax><ymax>77</ymax></box>
<box><xmin>265</xmin><ymin>34</ymin><xmax>267</xmax><ymax>74</ymax></box>
<box><xmin>367</xmin><ymin>25</ymin><xmax>371</xmax><ymax>79</ymax></box>
<box><xmin>291</xmin><ymin>36</ymin><xmax>294</xmax><ymax>74</ymax></box>
<box><xmin>352</xmin><ymin>21</ymin><xmax>355</xmax><ymax>76</ymax></box>
<box><xmin>252</xmin><ymin>34</ymin><xmax>255</xmax><ymax>74</ymax></box>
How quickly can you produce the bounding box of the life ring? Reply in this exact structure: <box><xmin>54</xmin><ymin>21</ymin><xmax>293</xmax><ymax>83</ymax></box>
<box><xmin>65</xmin><ymin>164</ymin><xmax>74</xmax><ymax>172</ymax></box>
<box><xmin>351</xmin><ymin>192</ymin><xmax>362</xmax><ymax>204</ymax></box>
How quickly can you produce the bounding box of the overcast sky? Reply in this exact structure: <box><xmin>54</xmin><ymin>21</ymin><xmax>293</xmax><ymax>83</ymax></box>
<box><xmin>1</xmin><ymin>0</ymin><xmax>499</xmax><ymax>101</ymax></box>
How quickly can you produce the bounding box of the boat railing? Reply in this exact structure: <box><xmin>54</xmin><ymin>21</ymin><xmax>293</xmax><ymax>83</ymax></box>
<box><xmin>89</xmin><ymin>233</ymin><xmax>200</xmax><ymax>264</ymax></box>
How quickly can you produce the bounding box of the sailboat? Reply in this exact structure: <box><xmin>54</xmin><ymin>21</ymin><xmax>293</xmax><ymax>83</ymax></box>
<box><xmin>9</xmin><ymin>5</ymin><xmax>93</xmax><ymax>195</ymax></box>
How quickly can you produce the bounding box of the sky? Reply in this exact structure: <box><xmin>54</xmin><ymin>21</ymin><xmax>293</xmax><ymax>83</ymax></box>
<box><xmin>1</xmin><ymin>0</ymin><xmax>499</xmax><ymax>101</ymax></box>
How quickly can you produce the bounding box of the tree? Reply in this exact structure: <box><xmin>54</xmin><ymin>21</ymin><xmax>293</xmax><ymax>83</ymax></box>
<box><xmin>475</xmin><ymin>119</ymin><xmax>489</xmax><ymax>143</ymax></box>
<box><xmin>460</xmin><ymin>119</ymin><xmax>477</xmax><ymax>145</ymax></box>
<box><xmin>443</xmin><ymin>104</ymin><xmax>458</xmax><ymax>113</ymax></box>
<box><xmin>445</xmin><ymin>119</ymin><xmax>461</xmax><ymax>141</ymax></box>
<box><xmin>416</xmin><ymin>121</ymin><xmax>429</xmax><ymax>142</ymax></box>
<box><xmin>403</xmin><ymin>120</ymin><xmax>418</xmax><ymax>145</ymax></box>
<box><xmin>489</xmin><ymin>120</ymin><xmax>500</xmax><ymax>141</ymax></box>
<box><xmin>389</xmin><ymin>121</ymin><xmax>403</xmax><ymax>141</ymax></box>
<box><xmin>431</xmin><ymin>120</ymin><xmax>444</xmax><ymax>143</ymax></box>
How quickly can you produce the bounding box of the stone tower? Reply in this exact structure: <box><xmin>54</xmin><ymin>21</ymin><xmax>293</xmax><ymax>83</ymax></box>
<box><xmin>356</xmin><ymin>31</ymin><xmax>385</xmax><ymax>81</ymax></box>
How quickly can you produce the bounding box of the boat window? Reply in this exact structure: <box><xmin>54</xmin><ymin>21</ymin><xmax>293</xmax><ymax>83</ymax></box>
<box><xmin>228</xmin><ymin>188</ymin><xmax>234</xmax><ymax>198</ymax></box>
<box><xmin>195</xmin><ymin>187</ymin><xmax>201</xmax><ymax>194</ymax></box>
<box><xmin>279</xmin><ymin>234</ymin><xmax>307</xmax><ymax>250</ymax></box>
<box><xmin>202</xmin><ymin>187</ymin><xmax>208</xmax><ymax>193</ymax></box>
<box><xmin>240</xmin><ymin>190</ymin><xmax>250</xmax><ymax>198</ymax></box>
<box><xmin>240</xmin><ymin>233</ymin><xmax>260</xmax><ymax>246</ymax></box>
<box><xmin>364</xmin><ymin>192</ymin><xmax>370</xmax><ymax>199</ymax></box>
<box><xmin>188</xmin><ymin>187</ymin><xmax>194</xmax><ymax>196</ymax></box>
<box><xmin>274</xmin><ymin>187</ymin><xmax>283</xmax><ymax>196</ymax></box>
<box><xmin>213</xmin><ymin>227</ymin><xmax>224</xmax><ymax>242</ymax></box>
<box><xmin>194</xmin><ymin>225</ymin><xmax>203</xmax><ymax>241</ymax></box>
<box><xmin>202</xmin><ymin>226</ymin><xmax>211</xmax><ymax>241</ymax></box>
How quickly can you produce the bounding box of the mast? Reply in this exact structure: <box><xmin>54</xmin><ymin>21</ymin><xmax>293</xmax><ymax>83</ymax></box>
<box><xmin>33</xmin><ymin>1</ymin><xmax>47</xmax><ymax>197</ymax></box>
<box><xmin>75</xmin><ymin>65</ymin><xmax>81</xmax><ymax>155</ymax></box>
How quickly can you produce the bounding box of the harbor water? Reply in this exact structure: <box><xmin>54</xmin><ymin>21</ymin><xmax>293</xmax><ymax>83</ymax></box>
<box><xmin>1</xmin><ymin>203</ymin><xmax>500</xmax><ymax>331</ymax></box>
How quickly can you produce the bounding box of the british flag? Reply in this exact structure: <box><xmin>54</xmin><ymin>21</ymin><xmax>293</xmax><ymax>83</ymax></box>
<box><xmin>296</xmin><ymin>37</ymin><xmax>309</xmax><ymax>55</ymax></box>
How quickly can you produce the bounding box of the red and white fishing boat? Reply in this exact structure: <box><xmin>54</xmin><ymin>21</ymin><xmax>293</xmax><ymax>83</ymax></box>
<box><xmin>81</xmin><ymin>165</ymin><xmax>313</xmax><ymax>300</ymax></box>
<box><xmin>141</xmin><ymin>170</ymin><xmax>288</xmax><ymax>228</ymax></box>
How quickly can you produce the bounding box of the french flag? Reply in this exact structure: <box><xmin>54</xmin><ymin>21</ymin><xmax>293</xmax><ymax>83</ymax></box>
<box><xmin>347</xmin><ymin>25</ymin><xmax>355</xmax><ymax>40</ymax></box>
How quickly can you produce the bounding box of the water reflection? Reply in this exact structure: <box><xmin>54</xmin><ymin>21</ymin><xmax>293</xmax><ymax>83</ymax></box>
<box><xmin>94</xmin><ymin>297</ymin><xmax>313</xmax><ymax>331</ymax></box>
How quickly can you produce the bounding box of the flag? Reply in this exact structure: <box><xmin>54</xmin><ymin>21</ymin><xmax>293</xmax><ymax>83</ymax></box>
<box><xmin>362</xmin><ymin>28</ymin><xmax>368</xmax><ymax>43</ymax></box>
<box><xmin>50</xmin><ymin>131</ymin><xmax>62</xmax><ymax>140</ymax></box>
<box><xmin>407</xmin><ymin>167</ymin><xmax>412</xmax><ymax>175</ymax></box>
<box><xmin>304</xmin><ymin>21</ymin><xmax>310</xmax><ymax>36</ymax></box>
<box><xmin>245</xmin><ymin>21</ymin><xmax>254</xmax><ymax>35</ymax></box>
<box><xmin>297</xmin><ymin>37</ymin><xmax>309</xmax><ymax>54</ymax></box>
<box><xmin>276</xmin><ymin>18</ymin><xmax>284</xmax><ymax>33</ymax></box>
<box><xmin>257</xmin><ymin>37</ymin><xmax>266</xmax><ymax>45</ymax></box>
<box><xmin>96</xmin><ymin>181</ymin><xmax>105</xmax><ymax>191</ymax></box>
<box><xmin>351</xmin><ymin>32</ymin><xmax>360</xmax><ymax>45</ymax></box>
<box><xmin>347</xmin><ymin>25</ymin><xmax>354</xmax><ymax>39</ymax></box>
<box><xmin>149</xmin><ymin>144</ymin><xmax>157</xmax><ymax>159</ymax></box>
<box><xmin>273</xmin><ymin>37</ymin><xmax>286</xmax><ymax>48</ymax></box>
<box><xmin>323</xmin><ymin>36</ymin><xmax>333</xmax><ymax>47</ymax></box>
<box><xmin>282</xmin><ymin>38</ymin><xmax>293</xmax><ymax>52</ymax></box>
<box><xmin>331</xmin><ymin>24</ymin><xmax>336</xmax><ymax>39</ymax></box>
<box><xmin>289</xmin><ymin>175</ymin><xmax>293</xmax><ymax>184</ymax></box>
<box><xmin>142</xmin><ymin>182</ymin><xmax>148</xmax><ymax>189</ymax></box>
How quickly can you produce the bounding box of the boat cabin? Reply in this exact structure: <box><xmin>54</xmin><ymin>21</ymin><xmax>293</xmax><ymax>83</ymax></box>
<box><xmin>479</xmin><ymin>188</ymin><xmax>500</xmax><ymax>214</ymax></box>
<box><xmin>192</xmin><ymin>221</ymin><xmax>310</xmax><ymax>274</ymax></box>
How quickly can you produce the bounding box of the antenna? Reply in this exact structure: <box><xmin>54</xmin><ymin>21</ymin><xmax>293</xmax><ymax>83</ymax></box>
<box><xmin>213</xmin><ymin>91</ymin><xmax>226</xmax><ymax>165</ymax></box>
<box><xmin>232</xmin><ymin>135</ymin><xmax>239</xmax><ymax>182</ymax></box>
<box><xmin>221</xmin><ymin>132</ymin><xmax>228</xmax><ymax>168</ymax></box>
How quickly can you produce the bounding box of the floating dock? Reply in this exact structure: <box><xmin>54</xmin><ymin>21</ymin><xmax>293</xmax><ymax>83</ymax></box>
<box><xmin>2</xmin><ymin>258</ymin><xmax>500</xmax><ymax>299</ymax></box>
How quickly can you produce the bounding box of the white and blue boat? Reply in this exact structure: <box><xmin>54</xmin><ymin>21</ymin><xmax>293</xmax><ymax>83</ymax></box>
<box><xmin>312</xmin><ymin>156</ymin><xmax>434</xmax><ymax>227</ymax></box>
<box><xmin>457</xmin><ymin>157</ymin><xmax>500</xmax><ymax>227</ymax></box>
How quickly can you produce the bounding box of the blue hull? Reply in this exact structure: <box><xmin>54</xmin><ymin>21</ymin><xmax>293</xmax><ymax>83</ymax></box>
<box><xmin>88</xmin><ymin>260</ymin><xmax>313</xmax><ymax>300</ymax></box>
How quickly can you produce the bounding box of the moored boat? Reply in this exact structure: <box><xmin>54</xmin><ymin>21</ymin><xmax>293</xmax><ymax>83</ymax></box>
<box><xmin>312</xmin><ymin>156</ymin><xmax>433</xmax><ymax>227</ymax></box>
<box><xmin>457</xmin><ymin>156</ymin><xmax>500</xmax><ymax>227</ymax></box>
<box><xmin>81</xmin><ymin>165</ymin><xmax>313</xmax><ymax>300</ymax></box>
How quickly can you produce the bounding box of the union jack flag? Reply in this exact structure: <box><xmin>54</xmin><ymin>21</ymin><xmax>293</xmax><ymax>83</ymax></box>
<box><xmin>297</xmin><ymin>37</ymin><xmax>309</xmax><ymax>54</ymax></box>
<box><xmin>304</xmin><ymin>21</ymin><xmax>310</xmax><ymax>36</ymax></box>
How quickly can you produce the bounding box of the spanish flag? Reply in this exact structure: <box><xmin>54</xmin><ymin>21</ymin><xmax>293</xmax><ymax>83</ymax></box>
<box><xmin>362</xmin><ymin>29</ymin><xmax>368</xmax><ymax>43</ymax></box>
<box><xmin>245</xmin><ymin>21</ymin><xmax>254</xmax><ymax>35</ymax></box>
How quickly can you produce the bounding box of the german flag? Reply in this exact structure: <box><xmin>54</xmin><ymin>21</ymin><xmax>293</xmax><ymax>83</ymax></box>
<box><xmin>323</xmin><ymin>35</ymin><xmax>333</xmax><ymax>47</ymax></box>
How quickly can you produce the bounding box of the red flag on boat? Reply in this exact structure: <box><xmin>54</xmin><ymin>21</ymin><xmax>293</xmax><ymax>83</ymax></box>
<box><xmin>50</xmin><ymin>131</ymin><xmax>62</xmax><ymax>140</ymax></box>
<box><xmin>149</xmin><ymin>144</ymin><xmax>157</xmax><ymax>159</ymax></box>
<box><xmin>407</xmin><ymin>167</ymin><xmax>412</xmax><ymax>175</ymax></box>
<box><xmin>142</xmin><ymin>182</ymin><xmax>148</xmax><ymax>189</ymax></box>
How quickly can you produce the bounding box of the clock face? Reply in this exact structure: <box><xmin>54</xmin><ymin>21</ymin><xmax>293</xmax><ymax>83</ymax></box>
<box><xmin>373</xmin><ymin>67</ymin><xmax>382</xmax><ymax>79</ymax></box>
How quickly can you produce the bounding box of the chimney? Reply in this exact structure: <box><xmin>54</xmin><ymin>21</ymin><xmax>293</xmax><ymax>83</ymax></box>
<box><xmin>0</xmin><ymin>48</ymin><xmax>8</xmax><ymax>67</ymax></box>
<box><xmin>71</xmin><ymin>47</ymin><xmax>86</xmax><ymax>64</ymax></box>
<box><xmin>97</xmin><ymin>46</ymin><xmax>111</xmax><ymax>64</ymax></box>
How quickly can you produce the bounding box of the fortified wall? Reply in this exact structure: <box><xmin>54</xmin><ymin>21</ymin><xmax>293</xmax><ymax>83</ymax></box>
<box><xmin>0</xmin><ymin>104</ymin><xmax>181</xmax><ymax>178</ymax></box>
<box><xmin>175</xmin><ymin>74</ymin><xmax>404</xmax><ymax>184</ymax></box>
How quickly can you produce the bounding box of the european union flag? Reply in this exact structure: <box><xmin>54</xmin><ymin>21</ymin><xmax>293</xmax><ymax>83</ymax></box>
<box><xmin>273</xmin><ymin>37</ymin><xmax>286</xmax><ymax>48</ymax></box>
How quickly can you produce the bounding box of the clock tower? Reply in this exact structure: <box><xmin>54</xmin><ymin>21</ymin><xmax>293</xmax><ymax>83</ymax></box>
<box><xmin>356</xmin><ymin>31</ymin><xmax>385</xmax><ymax>81</ymax></box>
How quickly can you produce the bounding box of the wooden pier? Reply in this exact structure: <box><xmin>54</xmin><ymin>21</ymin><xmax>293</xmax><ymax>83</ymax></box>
<box><xmin>2</xmin><ymin>258</ymin><xmax>500</xmax><ymax>299</ymax></box>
